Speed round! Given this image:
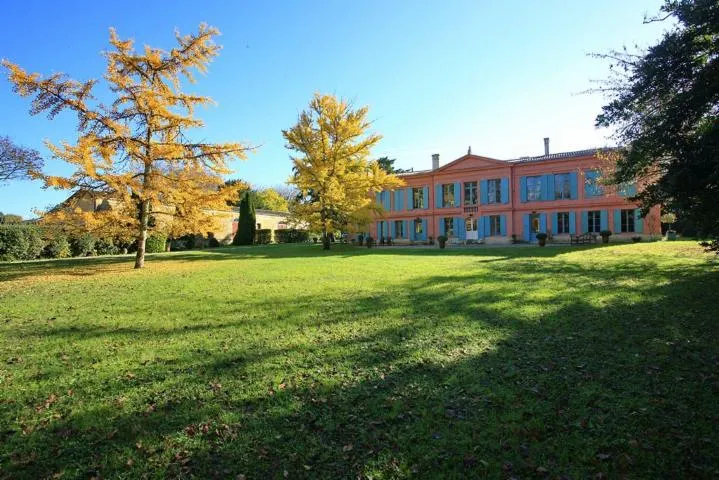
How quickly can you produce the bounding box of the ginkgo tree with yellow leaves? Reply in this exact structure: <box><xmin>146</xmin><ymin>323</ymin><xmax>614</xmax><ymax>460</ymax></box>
<box><xmin>283</xmin><ymin>93</ymin><xmax>404</xmax><ymax>250</ymax></box>
<box><xmin>2</xmin><ymin>24</ymin><xmax>249</xmax><ymax>268</ymax></box>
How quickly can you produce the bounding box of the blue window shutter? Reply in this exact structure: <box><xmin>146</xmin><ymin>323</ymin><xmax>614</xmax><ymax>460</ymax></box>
<box><xmin>403</xmin><ymin>220</ymin><xmax>408</xmax><ymax>239</ymax></box>
<box><xmin>375</xmin><ymin>192</ymin><xmax>381</xmax><ymax>206</ymax></box>
<box><xmin>614</xmin><ymin>210</ymin><xmax>621</xmax><ymax>232</ymax></box>
<box><xmin>393</xmin><ymin>191</ymin><xmax>398</xmax><ymax>211</ymax></box>
<box><xmin>600</xmin><ymin>210</ymin><xmax>608</xmax><ymax>231</ymax></box>
<box><xmin>390</xmin><ymin>220</ymin><xmax>395</xmax><ymax>238</ymax></box>
<box><xmin>569</xmin><ymin>172</ymin><xmax>578</xmax><ymax>199</ymax></box>
<box><xmin>569</xmin><ymin>211</ymin><xmax>576</xmax><ymax>234</ymax></box>
<box><xmin>540</xmin><ymin>213</ymin><xmax>547</xmax><ymax>233</ymax></box>
<box><xmin>439</xmin><ymin>217</ymin><xmax>445</xmax><ymax>236</ymax></box>
<box><xmin>421</xmin><ymin>219</ymin><xmax>428</xmax><ymax>240</ymax></box>
<box><xmin>456</xmin><ymin>217</ymin><xmax>466</xmax><ymax>240</ymax></box>
<box><xmin>406</xmin><ymin>188</ymin><xmax>413</xmax><ymax>211</ymax></box>
<box><xmin>479</xmin><ymin>179</ymin><xmax>488</xmax><ymax>205</ymax></box>
<box><xmin>520</xmin><ymin>177</ymin><xmax>527</xmax><ymax>203</ymax></box>
<box><xmin>501</xmin><ymin>177</ymin><xmax>509</xmax><ymax>204</ymax></box>
<box><xmin>551</xmin><ymin>212</ymin><xmax>558</xmax><ymax>234</ymax></box>
<box><xmin>500</xmin><ymin>215</ymin><xmax>507</xmax><ymax>236</ymax></box>
<box><xmin>422</xmin><ymin>187</ymin><xmax>429</xmax><ymax>209</ymax></box>
<box><xmin>484</xmin><ymin>216</ymin><xmax>491</xmax><ymax>237</ymax></box>
<box><xmin>581</xmin><ymin>211</ymin><xmax>588</xmax><ymax>233</ymax></box>
<box><xmin>543</xmin><ymin>175</ymin><xmax>554</xmax><ymax>201</ymax></box>
<box><xmin>523</xmin><ymin>214</ymin><xmax>530</xmax><ymax>241</ymax></box>
<box><xmin>386</xmin><ymin>192</ymin><xmax>391</xmax><ymax>211</ymax></box>
<box><xmin>635</xmin><ymin>209</ymin><xmax>643</xmax><ymax>233</ymax></box>
<box><xmin>375</xmin><ymin>222</ymin><xmax>380</xmax><ymax>237</ymax></box>
<box><xmin>435</xmin><ymin>184</ymin><xmax>442</xmax><ymax>208</ymax></box>
<box><xmin>454</xmin><ymin>182</ymin><xmax>461</xmax><ymax>206</ymax></box>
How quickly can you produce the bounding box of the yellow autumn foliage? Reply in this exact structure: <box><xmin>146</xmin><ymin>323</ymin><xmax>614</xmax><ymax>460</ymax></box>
<box><xmin>3</xmin><ymin>24</ymin><xmax>249</xmax><ymax>268</ymax></box>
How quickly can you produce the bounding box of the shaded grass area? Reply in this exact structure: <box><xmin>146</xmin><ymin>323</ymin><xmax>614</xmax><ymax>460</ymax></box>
<box><xmin>0</xmin><ymin>242</ymin><xmax>717</xmax><ymax>479</ymax></box>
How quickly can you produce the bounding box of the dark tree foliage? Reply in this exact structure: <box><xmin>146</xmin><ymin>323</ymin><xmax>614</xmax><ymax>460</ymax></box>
<box><xmin>0</xmin><ymin>136</ymin><xmax>43</xmax><ymax>184</ymax></box>
<box><xmin>233</xmin><ymin>191</ymin><xmax>256</xmax><ymax>246</ymax></box>
<box><xmin>376</xmin><ymin>156</ymin><xmax>410</xmax><ymax>174</ymax></box>
<box><xmin>0</xmin><ymin>212</ymin><xmax>23</xmax><ymax>224</ymax></box>
<box><xmin>595</xmin><ymin>0</ymin><xmax>719</xmax><ymax>251</ymax></box>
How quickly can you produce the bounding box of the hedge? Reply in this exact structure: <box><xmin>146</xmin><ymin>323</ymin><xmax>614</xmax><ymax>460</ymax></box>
<box><xmin>275</xmin><ymin>228</ymin><xmax>310</xmax><ymax>243</ymax></box>
<box><xmin>255</xmin><ymin>229</ymin><xmax>272</xmax><ymax>244</ymax></box>
<box><xmin>145</xmin><ymin>234</ymin><xmax>167</xmax><ymax>253</ymax></box>
<box><xmin>0</xmin><ymin>224</ymin><xmax>45</xmax><ymax>261</ymax></box>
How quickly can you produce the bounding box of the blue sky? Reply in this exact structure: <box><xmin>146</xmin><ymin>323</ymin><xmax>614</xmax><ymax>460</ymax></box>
<box><xmin>1</xmin><ymin>0</ymin><xmax>668</xmax><ymax>218</ymax></box>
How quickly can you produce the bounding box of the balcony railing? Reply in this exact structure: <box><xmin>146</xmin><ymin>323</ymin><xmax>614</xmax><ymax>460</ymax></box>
<box><xmin>463</xmin><ymin>206</ymin><xmax>479</xmax><ymax>214</ymax></box>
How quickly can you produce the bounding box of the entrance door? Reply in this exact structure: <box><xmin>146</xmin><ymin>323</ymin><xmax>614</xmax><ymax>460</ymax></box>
<box><xmin>529</xmin><ymin>213</ymin><xmax>541</xmax><ymax>242</ymax></box>
<box><xmin>465</xmin><ymin>217</ymin><xmax>478</xmax><ymax>240</ymax></box>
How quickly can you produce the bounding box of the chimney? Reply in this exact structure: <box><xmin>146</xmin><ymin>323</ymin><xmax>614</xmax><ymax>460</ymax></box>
<box><xmin>431</xmin><ymin>153</ymin><xmax>440</xmax><ymax>170</ymax></box>
<box><xmin>543</xmin><ymin>137</ymin><xmax>550</xmax><ymax>156</ymax></box>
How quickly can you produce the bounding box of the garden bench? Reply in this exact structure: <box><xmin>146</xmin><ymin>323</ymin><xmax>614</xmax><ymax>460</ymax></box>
<box><xmin>570</xmin><ymin>233</ymin><xmax>596</xmax><ymax>245</ymax></box>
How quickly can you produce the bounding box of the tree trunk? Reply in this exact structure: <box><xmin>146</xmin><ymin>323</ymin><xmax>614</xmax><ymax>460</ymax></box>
<box><xmin>134</xmin><ymin>199</ymin><xmax>150</xmax><ymax>269</ymax></box>
<box><xmin>320</xmin><ymin>209</ymin><xmax>331</xmax><ymax>250</ymax></box>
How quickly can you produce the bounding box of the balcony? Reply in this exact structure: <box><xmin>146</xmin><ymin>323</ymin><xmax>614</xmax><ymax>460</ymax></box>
<box><xmin>463</xmin><ymin>206</ymin><xmax>479</xmax><ymax>214</ymax></box>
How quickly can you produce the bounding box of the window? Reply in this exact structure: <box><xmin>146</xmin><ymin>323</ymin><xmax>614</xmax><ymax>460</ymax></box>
<box><xmin>464</xmin><ymin>182</ymin><xmax>477</xmax><ymax>206</ymax></box>
<box><xmin>441</xmin><ymin>184</ymin><xmax>455</xmax><ymax>207</ymax></box>
<box><xmin>487</xmin><ymin>179</ymin><xmax>502</xmax><ymax>204</ymax></box>
<box><xmin>412</xmin><ymin>188</ymin><xmax>424</xmax><ymax>209</ymax></box>
<box><xmin>587</xmin><ymin>210</ymin><xmax>601</xmax><ymax>233</ymax></box>
<box><xmin>621</xmin><ymin>209</ymin><xmax>635</xmax><ymax>233</ymax></box>
<box><xmin>555</xmin><ymin>173</ymin><xmax>571</xmax><ymax>200</ymax></box>
<box><xmin>465</xmin><ymin>217</ymin><xmax>478</xmax><ymax>232</ymax></box>
<box><xmin>414</xmin><ymin>218</ymin><xmax>423</xmax><ymax>235</ymax></box>
<box><xmin>394</xmin><ymin>220</ymin><xmax>405</xmax><ymax>238</ymax></box>
<box><xmin>489</xmin><ymin>215</ymin><xmax>501</xmax><ymax>236</ymax></box>
<box><xmin>585</xmin><ymin>170</ymin><xmax>604</xmax><ymax>197</ymax></box>
<box><xmin>526</xmin><ymin>176</ymin><xmax>542</xmax><ymax>201</ymax></box>
<box><xmin>556</xmin><ymin>212</ymin><xmax>570</xmax><ymax>234</ymax></box>
<box><xmin>443</xmin><ymin>217</ymin><xmax>454</xmax><ymax>237</ymax></box>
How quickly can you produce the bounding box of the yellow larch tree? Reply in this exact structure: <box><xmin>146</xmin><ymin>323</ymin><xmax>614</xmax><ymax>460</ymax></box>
<box><xmin>2</xmin><ymin>24</ymin><xmax>249</xmax><ymax>268</ymax></box>
<box><xmin>283</xmin><ymin>93</ymin><xmax>404</xmax><ymax>249</ymax></box>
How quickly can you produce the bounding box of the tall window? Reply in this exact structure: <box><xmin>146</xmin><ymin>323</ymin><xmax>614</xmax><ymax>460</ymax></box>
<box><xmin>489</xmin><ymin>215</ymin><xmax>501</xmax><ymax>236</ymax></box>
<box><xmin>414</xmin><ymin>218</ymin><xmax>423</xmax><ymax>236</ymax></box>
<box><xmin>585</xmin><ymin>170</ymin><xmax>604</xmax><ymax>197</ymax></box>
<box><xmin>463</xmin><ymin>182</ymin><xmax>477</xmax><ymax>206</ymax></box>
<box><xmin>557</xmin><ymin>211</ymin><xmax>570</xmax><ymax>234</ymax></box>
<box><xmin>443</xmin><ymin>217</ymin><xmax>454</xmax><ymax>237</ymax></box>
<box><xmin>441</xmin><ymin>184</ymin><xmax>455</xmax><ymax>207</ymax></box>
<box><xmin>487</xmin><ymin>179</ymin><xmax>502</xmax><ymax>204</ymax></box>
<box><xmin>587</xmin><ymin>210</ymin><xmax>601</xmax><ymax>233</ymax></box>
<box><xmin>465</xmin><ymin>217</ymin><xmax>478</xmax><ymax>232</ymax></box>
<box><xmin>621</xmin><ymin>209</ymin><xmax>635</xmax><ymax>233</ymax></box>
<box><xmin>555</xmin><ymin>173</ymin><xmax>571</xmax><ymax>199</ymax></box>
<box><xmin>412</xmin><ymin>188</ymin><xmax>424</xmax><ymax>209</ymax></box>
<box><xmin>394</xmin><ymin>220</ymin><xmax>405</xmax><ymax>238</ymax></box>
<box><xmin>526</xmin><ymin>176</ymin><xmax>542</xmax><ymax>201</ymax></box>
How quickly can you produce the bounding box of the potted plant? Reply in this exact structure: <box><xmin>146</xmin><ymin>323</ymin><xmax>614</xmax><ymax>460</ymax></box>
<box><xmin>428</xmin><ymin>235</ymin><xmax>434</xmax><ymax>246</ymax></box>
<box><xmin>511</xmin><ymin>234</ymin><xmax>518</xmax><ymax>244</ymax></box>
<box><xmin>632</xmin><ymin>235</ymin><xmax>642</xmax><ymax>243</ymax></box>
<box><xmin>357</xmin><ymin>233</ymin><xmax>364</xmax><ymax>246</ymax></box>
<box><xmin>437</xmin><ymin>235</ymin><xmax>448</xmax><ymax>249</ymax></box>
<box><xmin>365</xmin><ymin>236</ymin><xmax>374</xmax><ymax>248</ymax></box>
<box><xmin>600</xmin><ymin>230</ymin><xmax>612</xmax><ymax>244</ymax></box>
<box><xmin>536</xmin><ymin>232</ymin><xmax>547</xmax><ymax>247</ymax></box>
<box><xmin>661</xmin><ymin>213</ymin><xmax>677</xmax><ymax>240</ymax></box>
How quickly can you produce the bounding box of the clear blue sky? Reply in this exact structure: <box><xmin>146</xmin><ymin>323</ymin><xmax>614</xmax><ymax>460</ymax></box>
<box><xmin>1</xmin><ymin>0</ymin><xmax>668</xmax><ymax>218</ymax></box>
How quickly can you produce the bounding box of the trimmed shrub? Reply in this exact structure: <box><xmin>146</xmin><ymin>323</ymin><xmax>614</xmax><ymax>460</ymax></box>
<box><xmin>145</xmin><ymin>234</ymin><xmax>167</xmax><ymax>253</ymax></box>
<box><xmin>45</xmin><ymin>235</ymin><xmax>72</xmax><ymax>259</ymax></box>
<box><xmin>365</xmin><ymin>236</ymin><xmax>374</xmax><ymax>248</ymax></box>
<box><xmin>0</xmin><ymin>224</ymin><xmax>44</xmax><ymax>261</ymax></box>
<box><xmin>275</xmin><ymin>229</ymin><xmax>310</xmax><ymax>243</ymax></box>
<box><xmin>71</xmin><ymin>233</ymin><xmax>97</xmax><ymax>257</ymax></box>
<box><xmin>95</xmin><ymin>237</ymin><xmax>120</xmax><ymax>255</ymax></box>
<box><xmin>255</xmin><ymin>229</ymin><xmax>272</xmax><ymax>244</ymax></box>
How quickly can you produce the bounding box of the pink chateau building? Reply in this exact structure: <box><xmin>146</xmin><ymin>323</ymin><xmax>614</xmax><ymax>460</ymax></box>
<box><xmin>370</xmin><ymin>139</ymin><xmax>660</xmax><ymax>244</ymax></box>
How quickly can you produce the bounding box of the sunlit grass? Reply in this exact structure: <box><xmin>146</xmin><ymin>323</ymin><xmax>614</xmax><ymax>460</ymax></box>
<box><xmin>1</xmin><ymin>241</ymin><xmax>717</xmax><ymax>478</ymax></box>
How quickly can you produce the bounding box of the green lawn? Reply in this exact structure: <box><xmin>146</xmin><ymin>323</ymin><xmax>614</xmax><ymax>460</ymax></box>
<box><xmin>1</xmin><ymin>242</ymin><xmax>717</xmax><ymax>479</ymax></box>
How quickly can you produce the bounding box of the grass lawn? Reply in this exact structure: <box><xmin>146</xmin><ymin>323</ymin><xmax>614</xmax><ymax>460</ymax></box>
<box><xmin>1</xmin><ymin>242</ymin><xmax>717</xmax><ymax>479</ymax></box>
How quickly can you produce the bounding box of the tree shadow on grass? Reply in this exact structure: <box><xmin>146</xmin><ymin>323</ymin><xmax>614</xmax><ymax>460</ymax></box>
<box><xmin>1</xmin><ymin>257</ymin><xmax>717</xmax><ymax>479</ymax></box>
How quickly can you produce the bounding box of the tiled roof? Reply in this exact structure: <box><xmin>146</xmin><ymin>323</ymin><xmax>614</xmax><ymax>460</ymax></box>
<box><xmin>507</xmin><ymin>147</ymin><xmax>616</xmax><ymax>164</ymax></box>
